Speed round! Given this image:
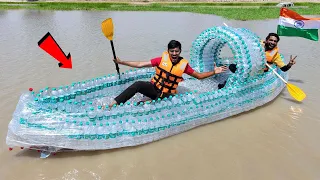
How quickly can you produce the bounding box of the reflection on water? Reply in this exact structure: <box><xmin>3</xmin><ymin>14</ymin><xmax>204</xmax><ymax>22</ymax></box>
<box><xmin>0</xmin><ymin>9</ymin><xmax>320</xmax><ymax>180</ymax></box>
<box><xmin>290</xmin><ymin>105</ymin><xmax>303</xmax><ymax>120</ymax></box>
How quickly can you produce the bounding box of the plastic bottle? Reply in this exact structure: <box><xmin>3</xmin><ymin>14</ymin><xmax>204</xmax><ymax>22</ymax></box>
<box><xmin>51</xmin><ymin>97</ymin><xmax>58</xmax><ymax>110</ymax></box>
<box><xmin>51</xmin><ymin>88</ymin><xmax>58</xmax><ymax>99</ymax></box>
<box><xmin>72</xmin><ymin>101</ymin><xmax>79</xmax><ymax>113</ymax></box>
<box><xmin>65</xmin><ymin>100</ymin><xmax>72</xmax><ymax>113</ymax></box>
<box><xmin>58</xmin><ymin>98</ymin><xmax>66</xmax><ymax>111</ymax></box>
<box><xmin>96</xmin><ymin>106</ymin><xmax>104</xmax><ymax>120</ymax></box>
<box><xmin>88</xmin><ymin>107</ymin><xmax>96</xmax><ymax>121</ymax></box>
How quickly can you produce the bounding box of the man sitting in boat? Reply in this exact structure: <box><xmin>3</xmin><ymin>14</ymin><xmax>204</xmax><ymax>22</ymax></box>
<box><xmin>218</xmin><ymin>33</ymin><xmax>297</xmax><ymax>89</ymax></box>
<box><xmin>108</xmin><ymin>40</ymin><xmax>228</xmax><ymax>108</ymax></box>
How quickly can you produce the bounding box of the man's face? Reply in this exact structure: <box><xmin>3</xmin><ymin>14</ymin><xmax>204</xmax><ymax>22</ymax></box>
<box><xmin>168</xmin><ymin>47</ymin><xmax>181</xmax><ymax>63</ymax></box>
<box><xmin>265</xmin><ymin>36</ymin><xmax>278</xmax><ymax>50</ymax></box>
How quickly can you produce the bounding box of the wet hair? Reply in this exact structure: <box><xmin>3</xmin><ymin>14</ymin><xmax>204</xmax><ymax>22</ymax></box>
<box><xmin>168</xmin><ymin>40</ymin><xmax>181</xmax><ymax>50</ymax></box>
<box><xmin>266</xmin><ymin>33</ymin><xmax>280</xmax><ymax>42</ymax></box>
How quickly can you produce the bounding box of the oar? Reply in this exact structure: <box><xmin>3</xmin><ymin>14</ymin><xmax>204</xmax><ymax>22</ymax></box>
<box><xmin>101</xmin><ymin>18</ymin><xmax>121</xmax><ymax>79</ymax></box>
<box><xmin>265</xmin><ymin>63</ymin><xmax>306</xmax><ymax>102</ymax></box>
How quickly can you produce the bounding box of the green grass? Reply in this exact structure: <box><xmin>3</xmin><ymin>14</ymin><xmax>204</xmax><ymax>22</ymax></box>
<box><xmin>0</xmin><ymin>2</ymin><xmax>319</xmax><ymax>20</ymax></box>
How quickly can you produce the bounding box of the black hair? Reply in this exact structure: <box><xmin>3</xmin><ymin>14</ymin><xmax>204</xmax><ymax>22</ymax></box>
<box><xmin>168</xmin><ymin>40</ymin><xmax>181</xmax><ymax>50</ymax></box>
<box><xmin>266</xmin><ymin>33</ymin><xmax>280</xmax><ymax>42</ymax></box>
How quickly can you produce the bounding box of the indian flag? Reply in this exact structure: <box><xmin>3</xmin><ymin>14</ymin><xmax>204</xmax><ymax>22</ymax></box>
<box><xmin>277</xmin><ymin>8</ymin><xmax>320</xmax><ymax>41</ymax></box>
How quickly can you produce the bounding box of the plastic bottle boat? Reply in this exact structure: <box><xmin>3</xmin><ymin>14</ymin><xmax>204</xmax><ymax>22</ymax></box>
<box><xmin>6</xmin><ymin>26</ymin><xmax>288</xmax><ymax>156</ymax></box>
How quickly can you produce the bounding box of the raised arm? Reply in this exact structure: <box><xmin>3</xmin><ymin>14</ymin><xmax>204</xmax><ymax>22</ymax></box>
<box><xmin>114</xmin><ymin>57</ymin><xmax>153</xmax><ymax>68</ymax></box>
<box><xmin>279</xmin><ymin>55</ymin><xmax>297</xmax><ymax>72</ymax></box>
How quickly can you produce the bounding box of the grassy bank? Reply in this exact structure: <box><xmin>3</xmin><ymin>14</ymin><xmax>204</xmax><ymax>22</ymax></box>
<box><xmin>0</xmin><ymin>2</ymin><xmax>319</xmax><ymax>20</ymax></box>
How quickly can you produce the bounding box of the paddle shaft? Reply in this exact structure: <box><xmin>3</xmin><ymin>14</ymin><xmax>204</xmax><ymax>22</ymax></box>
<box><xmin>110</xmin><ymin>40</ymin><xmax>120</xmax><ymax>78</ymax></box>
<box><xmin>265</xmin><ymin>63</ymin><xmax>287</xmax><ymax>84</ymax></box>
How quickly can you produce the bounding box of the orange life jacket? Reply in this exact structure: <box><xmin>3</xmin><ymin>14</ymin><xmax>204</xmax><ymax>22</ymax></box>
<box><xmin>151</xmin><ymin>51</ymin><xmax>188</xmax><ymax>94</ymax></box>
<box><xmin>262</xmin><ymin>40</ymin><xmax>279</xmax><ymax>72</ymax></box>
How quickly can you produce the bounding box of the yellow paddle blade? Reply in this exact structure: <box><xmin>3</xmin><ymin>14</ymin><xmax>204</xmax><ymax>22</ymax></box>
<box><xmin>101</xmin><ymin>18</ymin><xmax>114</xmax><ymax>41</ymax></box>
<box><xmin>287</xmin><ymin>83</ymin><xmax>306</xmax><ymax>102</ymax></box>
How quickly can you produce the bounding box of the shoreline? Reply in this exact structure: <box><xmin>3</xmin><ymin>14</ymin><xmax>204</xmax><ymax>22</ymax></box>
<box><xmin>0</xmin><ymin>1</ymin><xmax>319</xmax><ymax>20</ymax></box>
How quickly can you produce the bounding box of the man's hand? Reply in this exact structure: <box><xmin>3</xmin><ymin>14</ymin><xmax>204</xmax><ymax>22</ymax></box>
<box><xmin>288</xmin><ymin>55</ymin><xmax>297</xmax><ymax>66</ymax></box>
<box><xmin>113</xmin><ymin>57</ymin><xmax>122</xmax><ymax>65</ymax></box>
<box><xmin>214</xmin><ymin>63</ymin><xmax>228</xmax><ymax>74</ymax></box>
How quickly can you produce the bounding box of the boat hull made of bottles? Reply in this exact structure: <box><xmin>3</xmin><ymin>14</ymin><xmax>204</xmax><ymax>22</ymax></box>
<box><xmin>6</xmin><ymin>26</ymin><xmax>288</xmax><ymax>154</ymax></box>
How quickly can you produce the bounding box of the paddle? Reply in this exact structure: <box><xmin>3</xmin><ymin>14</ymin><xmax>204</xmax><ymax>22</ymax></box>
<box><xmin>101</xmin><ymin>18</ymin><xmax>120</xmax><ymax>78</ymax></box>
<box><xmin>265</xmin><ymin>63</ymin><xmax>306</xmax><ymax>101</ymax></box>
<box><xmin>222</xmin><ymin>22</ymin><xmax>306</xmax><ymax>102</ymax></box>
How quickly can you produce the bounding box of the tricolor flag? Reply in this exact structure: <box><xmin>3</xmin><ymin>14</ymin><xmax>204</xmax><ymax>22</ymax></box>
<box><xmin>277</xmin><ymin>8</ymin><xmax>320</xmax><ymax>41</ymax></box>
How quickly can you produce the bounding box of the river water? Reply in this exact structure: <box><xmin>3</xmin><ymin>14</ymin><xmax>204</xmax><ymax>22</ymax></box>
<box><xmin>0</xmin><ymin>9</ymin><xmax>320</xmax><ymax>180</ymax></box>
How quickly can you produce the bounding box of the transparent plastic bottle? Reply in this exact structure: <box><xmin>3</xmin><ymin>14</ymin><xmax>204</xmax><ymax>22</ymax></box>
<box><xmin>96</xmin><ymin>106</ymin><xmax>104</xmax><ymax>121</ymax></box>
<box><xmin>88</xmin><ymin>107</ymin><xmax>96</xmax><ymax>121</ymax></box>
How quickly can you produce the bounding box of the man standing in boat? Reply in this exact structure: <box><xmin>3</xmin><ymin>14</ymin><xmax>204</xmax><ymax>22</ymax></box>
<box><xmin>108</xmin><ymin>40</ymin><xmax>228</xmax><ymax>108</ymax></box>
<box><xmin>218</xmin><ymin>33</ymin><xmax>297</xmax><ymax>89</ymax></box>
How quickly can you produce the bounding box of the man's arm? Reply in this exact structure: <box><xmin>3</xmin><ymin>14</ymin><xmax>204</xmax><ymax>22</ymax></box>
<box><xmin>273</xmin><ymin>54</ymin><xmax>297</xmax><ymax>72</ymax></box>
<box><xmin>189</xmin><ymin>63</ymin><xmax>227</xmax><ymax>79</ymax></box>
<box><xmin>189</xmin><ymin>71</ymin><xmax>216</xmax><ymax>80</ymax></box>
<box><xmin>114</xmin><ymin>57</ymin><xmax>153</xmax><ymax>68</ymax></box>
<box><xmin>280</xmin><ymin>64</ymin><xmax>292</xmax><ymax>72</ymax></box>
